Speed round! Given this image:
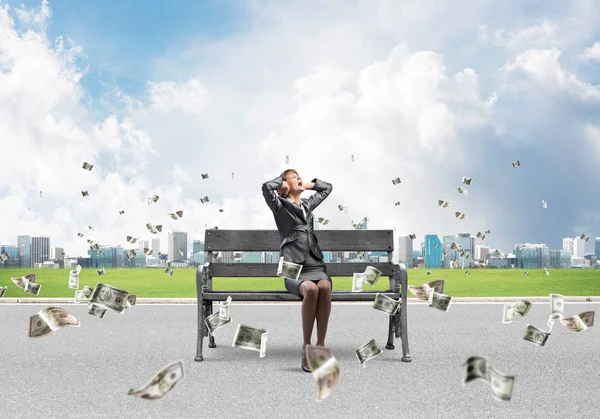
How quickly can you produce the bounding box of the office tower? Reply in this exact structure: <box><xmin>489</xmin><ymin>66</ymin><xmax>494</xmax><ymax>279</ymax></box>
<box><xmin>53</xmin><ymin>247</ymin><xmax>65</xmax><ymax>260</ymax></box>
<box><xmin>192</xmin><ymin>240</ymin><xmax>204</xmax><ymax>255</ymax></box>
<box><xmin>18</xmin><ymin>235</ymin><xmax>31</xmax><ymax>268</ymax></box>
<box><xmin>562</xmin><ymin>238</ymin><xmax>574</xmax><ymax>253</ymax></box>
<box><xmin>168</xmin><ymin>232</ymin><xmax>188</xmax><ymax>262</ymax></box>
<box><xmin>456</xmin><ymin>233</ymin><xmax>472</xmax><ymax>267</ymax></box>
<box><xmin>151</xmin><ymin>238</ymin><xmax>160</xmax><ymax>253</ymax></box>
<box><xmin>138</xmin><ymin>240</ymin><xmax>149</xmax><ymax>251</ymax></box>
<box><xmin>31</xmin><ymin>236</ymin><xmax>51</xmax><ymax>265</ymax></box>
<box><xmin>442</xmin><ymin>235</ymin><xmax>455</xmax><ymax>268</ymax></box>
<box><xmin>397</xmin><ymin>236</ymin><xmax>413</xmax><ymax>265</ymax></box>
<box><xmin>89</xmin><ymin>246</ymin><xmax>125</xmax><ymax>269</ymax></box>
<box><xmin>475</xmin><ymin>245</ymin><xmax>489</xmax><ymax>261</ymax></box>
<box><xmin>424</xmin><ymin>235</ymin><xmax>443</xmax><ymax>268</ymax></box>
<box><xmin>470</xmin><ymin>237</ymin><xmax>476</xmax><ymax>255</ymax></box>
<box><xmin>549</xmin><ymin>250</ymin><xmax>572</xmax><ymax>269</ymax></box>
<box><xmin>420</xmin><ymin>242</ymin><xmax>425</xmax><ymax>258</ymax></box>
<box><xmin>595</xmin><ymin>238</ymin><xmax>600</xmax><ymax>261</ymax></box>
<box><xmin>573</xmin><ymin>237</ymin><xmax>585</xmax><ymax>258</ymax></box>
<box><xmin>514</xmin><ymin>243</ymin><xmax>550</xmax><ymax>268</ymax></box>
<box><xmin>1</xmin><ymin>244</ymin><xmax>19</xmax><ymax>259</ymax></box>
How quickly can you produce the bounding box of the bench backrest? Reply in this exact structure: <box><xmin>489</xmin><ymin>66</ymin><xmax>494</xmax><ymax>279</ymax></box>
<box><xmin>204</xmin><ymin>229</ymin><xmax>398</xmax><ymax>278</ymax></box>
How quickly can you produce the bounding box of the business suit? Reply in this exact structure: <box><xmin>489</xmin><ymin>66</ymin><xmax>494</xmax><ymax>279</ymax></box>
<box><xmin>262</xmin><ymin>174</ymin><xmax>333</xmax><ymax>298</ymax></box>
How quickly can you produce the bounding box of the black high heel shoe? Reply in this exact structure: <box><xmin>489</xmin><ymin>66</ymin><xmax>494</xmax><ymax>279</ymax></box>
<box><xmin>301</xmin><ymin>345</ymin><xmax>311</xmax><ymax>373</ymax></box>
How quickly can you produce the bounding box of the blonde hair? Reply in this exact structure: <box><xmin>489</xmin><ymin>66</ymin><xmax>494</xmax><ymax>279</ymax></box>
<box><xmin>281</xmin><ymin>169</ymin><xmax>298</xmax><ymax>181</ymax></box>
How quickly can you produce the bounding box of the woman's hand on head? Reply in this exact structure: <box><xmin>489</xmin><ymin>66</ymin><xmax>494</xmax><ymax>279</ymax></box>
<box><xmin>278</xmin><ymin>183</ymin><xmax>290</xmax><ymax>197</ymax></box>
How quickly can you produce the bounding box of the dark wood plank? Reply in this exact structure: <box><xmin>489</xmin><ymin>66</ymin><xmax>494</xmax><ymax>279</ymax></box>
<box><xmin>202</xmin><ymin>291</ymin><xmax>401</xmax><ymax>301</ymax></box>
<box><xmin>204</xmin><ymin>230</ymin><xmax>394</xmax><ymax>252</ymax></box>
<box><xmin>208</xmin><ymin>262</ymin><xmax>397</xmax><ymax>277</ymax></box>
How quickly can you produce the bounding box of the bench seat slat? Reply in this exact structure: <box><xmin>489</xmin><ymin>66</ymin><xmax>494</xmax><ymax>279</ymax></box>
<box><xmin>208</xmin><ymin>262</ymin><xmax>396</xmax><ymax>277</ymax></box>
<box><xmin>202</xmin><ymin>291</ymin><xmax>401</xmax><ymax>301</ymax></box>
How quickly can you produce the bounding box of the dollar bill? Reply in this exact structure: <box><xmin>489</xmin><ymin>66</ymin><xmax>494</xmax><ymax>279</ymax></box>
<box><xmin>429</xmin><ymin>292</ymin><xmax>452</xmax><ymax>312</ymax></box>
<box><xmin>362</xmin><ymin>266</ymin><xmax>382</xmax><ymax>286</ymax></box>
<box><xmin>11</xmin><ymin>273</ymin><xmax>36</xmax><ymax>289</ymax></box>
<box><xmin>523</xmin><ymin>324</ymin><xmax>551</xmax><ymax>346</ymax></box>
<box><xmin>409</xmin><ymin>284</ymin><xmax>433</xmax><ymax>301</ymax></box>
<box><xmin>127</xmin><ymin>294</ymin><xmax>137</xmax><ymax>307</ymax></box>
<box><xmin>29</xmin><ymin>306</ymin><xmax>80</xmax><ymax>338</ymax></box>
<box><xmin>97</xmin><ymin>268</ymin><xmax>105</xmax><ymax>276</ymax></box>
<box><xmin>89</xmin><ymin>283</ymin><xmax>129</xmax><ymax>313</ymax></box>
<box><xmin>427</xmin><ymin>280</ymin><xmax>445</xmax><ymax>294</ymax></box>
<box><xmin>74</xmin><ymin>285</ymin><xmax>93</xmax><ymax>303</ymax></box>
<box><xmin>502</xmin><ymin>299</ymin><xmax>532</xmax><ymax>323</ymax></box>
<box><xmin>549</xmin><ymin>293</ymin><xmax>564</xmax><ymax>321</ymax></box>
<box><xmin>277</xmin><ymin>257</ymin><xmax>302</xmax><ymax>281</ymax></box>
<box><xmin>463</xmin><ymin>356</ymin><xmax>515</xmax><ymax>401</ymax></box>
<box><xmin>69</xmin><ymin>265</ymin><xmax>82</xmax><ymax>289</ymax></box>
<box><xmin>0</xmin><ymin>286</ymin><xmax>6</xmax><ymax>297</ymax></box>
<box><xmin>372</xmin><ymin>293</ymin><xmax>400</xmax><ymax>316</ymax></box>
<box><xmin>128</xmin><ymin>361</ymin><xmax>185</xmax><ymax>400</ymax></box>
<box><xmin>205</xmin><ymin>311</ymin><xmax>231</xmax><ymax>335</ymax></box>
<box><xmin>306</xmin><ymin>345</ymin><xmax>340</xmax><ymax>401</ymax></box>
<box><xmin>219</xmin><ymin>296</ymin><xmax>232</xmax><ymax>320</ymax></box>
<box><xmin>232</xmin><ymin>324</ymin><xmax>268</xmax><ymax>357</ymax></box>
<box><xmin>88</xmin><ymin>303</ymin><xmax>107</xmax><ymax>318</ymax></box>
<box><xmin>24</xmin><ymin>281</ymin><xmax>41</xmax><ymax>295</ymax></box>
<box><xmin>560</xmin><ymin>311</ymin><xmax>595</xmax><ymax>332</ymax></box>
<box><xmin>355</xmin><ymin>339</ymin><xmax>382</xmax><ymax>367</ymax></box>
<box><xmin>165</xmin><ymin>268</ymin><xmax>174</xmax><ymax>277</ymax></box>
<box><xmin>351</xmin><ymin>273</ymin><xmax>364</xmax><ymax>292</ymax></box>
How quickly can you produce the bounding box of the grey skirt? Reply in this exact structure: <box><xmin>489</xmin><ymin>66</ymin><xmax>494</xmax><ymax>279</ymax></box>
<box><xmin>284</xmin><ymin>249</ymin><xmax>332</xmax><ymax>299</ymax></box>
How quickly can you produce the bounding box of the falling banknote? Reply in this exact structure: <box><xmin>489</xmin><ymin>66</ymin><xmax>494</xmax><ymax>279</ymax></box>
<box><xmin>219</xmin><ymin>296</ymin><xmax>232</xmax><ymax>320</ymax></box>
<box><xmin>11</xmin><ymin>273</ymin><xmax>36</xmax><ymax>289</ymax></box>
<box><xmin>74</xmin><ymin>285</ymin><xmax>93</xmax><ymax>303</ymax></box>
<box><xmin>372</xmin><ymin>293</ymin><xmax>400</xmax><ymax>316</ymax></box>
<box><xmin>232</xmin><ymin>324</ymin><xmax>268</xmax><ymax>357</ymax></box>
<box><xmin>429</xmin><ymin>292</ymin><xmax>452</xmax><ymax>312</ymax></box>
<box><xmin>547</xmin><ymin>293</ymin><xmax>564</xmax><ymax>329</ymax></box>
<box><xmin>128</xmin><ymin>361</ymin><xmax>185</xmax><ymax>400</ymax></box>
<box><xmin>306</xmin><ymin>345</ymin><xmax>340</xmax><ymax>401</ymax></box>
<box><xmin>560</xmin><ymin>311</ymin><xmax>595</xmax><ymax>333</ymax></box>
<box><xmin>463</xmin><ymin>356</ymin><xmax>515</xmax><ymax>402</ymax></box>
<box><xmin>355</xmin><ymin>339</ymin><xmax>382</xmax><ymax>367</ymax></box>
<box><xmin>165</xmin><ymin>268</ymin><xmax>174</xmax><ymax>277</ymax></box>
<box><xmin>523</xmin><ymin>324</ymin><xmax>551</xmax><ymax>347</ymax></box>
<box><xmin>24</xmin><ymin>281</ymin><xmax>41</xmax><ymax>296</ymax></box>
<box><xmin>277</xmin><ymin>257</ymin><xmax>302</xmax><ymax>281</ymax></box>
<box><xmin>502</xmin><ymin>300</ymin><xmax>532</xmax><ymax>324</ymax></box>
<box><xmin>352</xmin><ymin>266</ymin><xmax>382</xmax><ymax>292</ymax></box>
<box><xmin>29</xmin><ymin>306</ymin><xmax>80</xmax><ymax>338</ymax></box>
<box><xmin>88</xmin><ymin>303</ymin><xmax>107</xmax><ymax>318</ymax></box>
<box><xmin>89</xmin><ymin>283</ymin><xmax>130</xmax><ymax>313</ymax></box>
<box><xmin>0</xmin><ymin>286</ymin><xmax>6</xmax><ymax>297</ymax></box>
<box><xmin>69</xmin><ymin>265</ymin><xmax>82</xmax><ymax>289</ymax></box>
<box><xmin>205</xmin><ymin>312</ymin><xmax>231</xmax><ymax>335</ymax></box>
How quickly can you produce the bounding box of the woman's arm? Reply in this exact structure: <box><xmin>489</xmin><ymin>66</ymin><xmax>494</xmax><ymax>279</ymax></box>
<box><xmin>306</xmin><ymin>178</ymin><xmax>332</xmax><ymax>212</ymax></box>
<box><xmin>262</xmin><ymin>175</ymin><xmax>286</xmax><ymax>214</ymax></box>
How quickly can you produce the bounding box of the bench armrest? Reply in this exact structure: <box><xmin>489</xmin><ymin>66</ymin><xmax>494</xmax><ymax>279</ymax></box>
<box><xmin>389</xmin><ymin>259</ymin><xmax>407</xmax><ymax>293</ymax></box>
<box><xmin>196</xmin><ymin>262</ymin><xmax>210</xmax><ymax>287</ymax></box>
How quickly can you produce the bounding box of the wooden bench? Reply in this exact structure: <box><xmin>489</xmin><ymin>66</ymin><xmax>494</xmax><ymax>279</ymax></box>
<box><xmin>194</xmin><ymin>229</ymin><xmax>411</xmax><ymax>362</ymax></box>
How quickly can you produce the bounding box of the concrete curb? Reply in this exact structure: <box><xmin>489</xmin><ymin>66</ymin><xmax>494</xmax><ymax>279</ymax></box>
<box><xmin>0</xmin><ymin>297</ymin><xmax>596</xmax><ymax>304</ymax></box>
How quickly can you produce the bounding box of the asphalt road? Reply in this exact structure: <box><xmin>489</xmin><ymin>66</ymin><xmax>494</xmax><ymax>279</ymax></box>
<box><xmin>0</xmin><ymin>302</ymin><xmax>598</xmax><ymax>419</ymax></box>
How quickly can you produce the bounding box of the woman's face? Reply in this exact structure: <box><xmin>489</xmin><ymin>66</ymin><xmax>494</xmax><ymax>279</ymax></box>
<box><xmin>286</xmin><ymin>172</ymin><xmax>305</xmax><ymax>194</ymax></box>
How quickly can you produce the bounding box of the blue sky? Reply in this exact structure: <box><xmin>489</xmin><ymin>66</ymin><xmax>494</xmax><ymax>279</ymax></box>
<box><xmin>2</xmin><ymin>0</ymin><xmax>600</xmax><ymax>257</ymax></box>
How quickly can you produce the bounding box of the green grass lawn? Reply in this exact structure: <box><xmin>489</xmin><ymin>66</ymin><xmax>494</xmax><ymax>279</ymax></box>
<box><xmin>1</xmin><ymin>267</ymin><xmax>599</xmax><ymax>298</ymax></box>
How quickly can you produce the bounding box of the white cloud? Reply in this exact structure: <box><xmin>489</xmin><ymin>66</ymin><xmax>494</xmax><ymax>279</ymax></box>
<box><xmin>578</xmin><ymin>42</ymin><xmax>600</xmax><ymax>61</ymax></box>
<box><xmin>148</xmin><ymin>78</ymin><xmax>208</xmax><ymax>114</ymax></box>
<box><xmin>478</xmin><ymin>20</ymin><xmax>559</xmax><ymax>51</ymax></box>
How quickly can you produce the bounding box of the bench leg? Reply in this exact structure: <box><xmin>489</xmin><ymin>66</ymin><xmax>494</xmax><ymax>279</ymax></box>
<box><xmin>399</xmin><ymin>293</ymin><xmax>411</xmax><ymax>362</ymax></box>
<box><xmin>385</xmin><ymin>314</ymin><xmax>395</xmax><ymax>350</ymax></box>
<box><xmin>195</xmin><ymin>270</ymin><xmax>205</xmax><ymax>362</ymax></box>
<box><xmin>207</xmin><ymin>302</ymin><xmax>216</xmax><ymax>348</ymax></box>
<box><xmin>195</xmin><ymin>298</ymin><xmax>205</xmax><ymax>362</ymax></box>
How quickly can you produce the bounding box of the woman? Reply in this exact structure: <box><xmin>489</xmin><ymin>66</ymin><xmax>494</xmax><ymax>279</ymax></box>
<box><xmin>261</xmin><ymin>169</ymin><xmax>333</xmax><ymax>372</ymax></box>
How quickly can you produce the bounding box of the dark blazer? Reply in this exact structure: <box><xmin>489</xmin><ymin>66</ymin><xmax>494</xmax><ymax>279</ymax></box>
<box><xmin>262</xmin><ymin>175</ymin><xmax>333</xmax><ymax>264</ymax></box>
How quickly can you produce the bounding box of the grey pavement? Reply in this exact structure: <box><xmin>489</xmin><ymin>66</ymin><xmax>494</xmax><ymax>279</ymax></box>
<box><xmin>0</xmin><ymin>302</ymin><xmax>598</xmax><ymax>419</ymax></box>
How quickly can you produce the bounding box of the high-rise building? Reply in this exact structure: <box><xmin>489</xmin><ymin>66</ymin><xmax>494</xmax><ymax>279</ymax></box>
<box><xmin>52</xmin><ymin>246</ymin><xmax>65</xmax><ymax>260</ymax></box>
<box><xmin>31</xmin><ymin>236</ymin><xmax>50</xmax><ymax>265</ymax></box>
<box><xmin>424</xmin><ymin>235</ymin><xmax>443</xmax><ymax>268</ymax></box>
<box><xmin>18</xmin><ymin>235</ymin><xmax>31</xmax><ymax>268</ymax></box>
<box><xmin>596</xmin><ymin>238</ymin><xmax>600</xmax><ymax>261</ymax></box>
<box><xmin>549</xmin><ymin>250</ymin><xmax>572</xmax><ymax>269</ymax></box>
<box><xmin>168</xmin><ymin>232</ymin><xmax>188</xmax><ymax>262</ymax></box>
<box><xmin>442</xmin><ymin>235</ymin><xmax>455</xmax><ymax>268</ymax></box>
<box><xmin>151</xmin><ymin>238</ymin><xmax>160</xmax><ymax>253</ymax></box>
<box><xmin>514</xmin><ymin>243</ymin><xmax>550</xmax><ymax>268</ymax></box>
<box><xmin>0</xmin><ymin>244</ymin><xmax>19</xmax><ymax>268</ymax></box>
<box><xmin>420</xmin><ymin>242</ymin><xmax>425</xmax><ymax>258</ymax></box>
<box><xmin>138</xmin><ymin>240</ymin><xmax>149</xmax><ymax>251</ymax></box>
<box><xmin>475</xmin><ymin>245</ymin><xmax>489</xmax><ymax>261</ymax></box>
<box><xmin>89</xmin><ymin>246</ymin><xmax>125</xmax><ymax>269</ymax></box>
<box><xmin>456</xmin><ymin>233</ymin><xmax>472</xmax><ymax>267</ymax></box>
<box><xmin>397</xmin><ymin>237</ymin><xmax>413</xmax><ymax>265</ymax></box>
<box><xmin>192</xmin><ymin>240</ymin><xmax>204</xmax><ymax>255</ymax></box>
<box><xmin>562</xmin><ymin>238</ymin><xmax>574</xmax><ymax>253</ymax></box>
<box><xmin>573</xmin><ymin>237</ymin><xmax>586</xmax><ymax>258</ymax></box>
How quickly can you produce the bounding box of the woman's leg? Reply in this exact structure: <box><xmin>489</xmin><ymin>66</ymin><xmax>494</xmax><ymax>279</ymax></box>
<box><xmin>299</xmin><ymin>281</ymin><xmax>319</xmax><ymax>345</ymax></box>
<box><xmin>315</xmin><ymin>279</ymin><xmax>332</xmax><ymax>346</ymax></box>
